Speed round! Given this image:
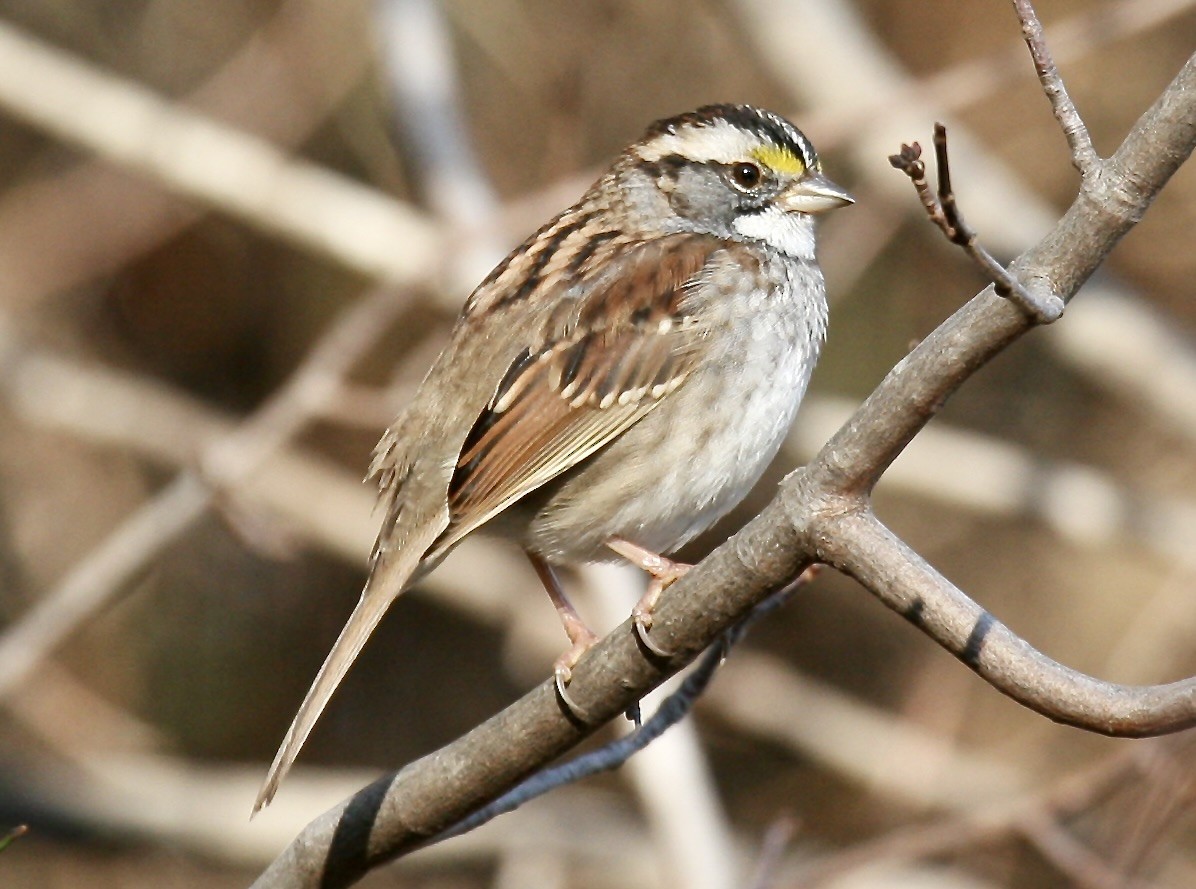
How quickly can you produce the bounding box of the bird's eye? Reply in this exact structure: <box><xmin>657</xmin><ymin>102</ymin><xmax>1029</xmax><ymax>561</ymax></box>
<box><xmin>730</xmin><ymin>162</ymin><xmax>763</xmax><ymax>190</ymax></box>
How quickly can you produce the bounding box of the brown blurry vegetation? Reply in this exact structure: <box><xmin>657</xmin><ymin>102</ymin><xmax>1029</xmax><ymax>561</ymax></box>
<box><xmin>0</xmin><ymin>0</ymin><xmax>1194</xmax><ymax>887</ymax></box>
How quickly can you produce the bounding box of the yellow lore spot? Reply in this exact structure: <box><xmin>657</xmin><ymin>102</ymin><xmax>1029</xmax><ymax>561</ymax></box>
<box><xmin>751</xmin><ymin>144</ymin><xmax>806</xmax><ymax>176</ymax></box>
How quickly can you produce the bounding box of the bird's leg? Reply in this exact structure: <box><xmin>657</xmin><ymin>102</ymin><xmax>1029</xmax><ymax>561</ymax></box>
<box><xmin>526</xmin><ymin>551</ymin><xmax>598</xmax><ymax>710</ymax></box>
<box><xmin>606</xmin><ymin>536</ymin><xmax>692</xmax><ymax>657</ymax></box>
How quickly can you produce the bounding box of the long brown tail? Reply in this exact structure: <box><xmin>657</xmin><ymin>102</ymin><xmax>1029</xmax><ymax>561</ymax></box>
<box><xmin>253</xmin><ymin>546</ymin><xmax>424</xmax><ymax>814</ymax></box>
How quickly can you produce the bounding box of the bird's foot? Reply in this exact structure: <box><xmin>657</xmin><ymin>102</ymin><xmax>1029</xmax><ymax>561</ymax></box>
<box><xmin>607</xmin><ymin>537</ymin><xmax>692</xmax><ymax>658</ymax></box>
<box><xmin>526</xmin><ymin>551</ymin><xmax>602</xmax><ymax>721</ymax></box>
<box><xmin>551</xmin><ymin>608</ymin><xmax>599</xmax><ymax>719</ymax></box>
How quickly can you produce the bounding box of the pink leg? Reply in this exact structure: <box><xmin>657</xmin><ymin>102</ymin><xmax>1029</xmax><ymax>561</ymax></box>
<box><xmin>526</xmin><ymin>552</ymin><xmax>598</xmax><ymax>712</ymax></box>
<box><xmin>607</xmin><ymin>537</ymin><xmax>692</xmax><ymax>657</ymax></box>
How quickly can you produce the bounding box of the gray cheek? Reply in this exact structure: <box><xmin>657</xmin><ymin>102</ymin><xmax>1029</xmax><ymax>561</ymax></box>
<box><xmin>665</xmin><ymin>186</ymin><xmax>696</xmax><ymax>218</ymax></box>
<box><xmin>665</xmin><ymin>169</ymin><xmax>736</xmax><ymax>231</ymax></box>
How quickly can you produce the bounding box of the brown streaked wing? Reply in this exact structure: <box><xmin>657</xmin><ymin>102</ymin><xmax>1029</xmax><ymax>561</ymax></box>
<box><xmin>432</xmin><ymin>233</ymin><xmax>726</xmax><ymax>555</ymax></box>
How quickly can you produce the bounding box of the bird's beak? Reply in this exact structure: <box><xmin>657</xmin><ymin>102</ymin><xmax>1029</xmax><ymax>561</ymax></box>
<box><xmin>778</xmin><ymin>172</ymin><xmax>855</xmax><ymax>214</ymax></box>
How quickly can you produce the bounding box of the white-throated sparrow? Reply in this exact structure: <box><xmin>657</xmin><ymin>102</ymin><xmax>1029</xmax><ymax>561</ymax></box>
<box><xmin>255</xmin><ymin>104</ymin><xmax>851</xmax><ymax>811</ymax></box>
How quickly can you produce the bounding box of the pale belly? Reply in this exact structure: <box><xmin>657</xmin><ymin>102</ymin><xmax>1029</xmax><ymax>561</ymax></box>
<box><xmin>525</xmin><ymin>297</ymin><xmax>822</xmax><ymax>563</ymax></box>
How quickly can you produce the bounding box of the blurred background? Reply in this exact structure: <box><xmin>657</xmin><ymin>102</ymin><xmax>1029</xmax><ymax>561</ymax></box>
<box><xmin>0</xmin><ymin>0</ymin><xmax>1194</xmax><ymax>886</ymax></box>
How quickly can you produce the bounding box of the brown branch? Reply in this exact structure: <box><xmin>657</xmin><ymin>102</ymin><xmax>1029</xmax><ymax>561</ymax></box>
<box><xmin>822</xmin><ymin>510</ymin><xmax>1196</xmax><ymax>736</ymax></box>
<box><xmin>253</xmin><ymin>41</ymin><xmax>1196</xmax><ymax>889</ymax></box>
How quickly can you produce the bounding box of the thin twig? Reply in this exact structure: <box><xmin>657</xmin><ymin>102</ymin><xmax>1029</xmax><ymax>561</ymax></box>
<box><xmin>1012</xmin><ymin>0</ymin><xmax>1101</xmax><ymax>175</ymax></box>
<box><xmin>889</xmin><ymin>126</ymin><xmax>1064</xmax><ymax>323</ymax></box>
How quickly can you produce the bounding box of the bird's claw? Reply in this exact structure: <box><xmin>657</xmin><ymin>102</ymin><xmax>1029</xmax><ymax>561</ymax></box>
<box><xmin>552</xmin><ymin>633</ymin><xmax>596</xmax><ymax>722</ymax></box>
<box><xmin>554</xmin><ymin>666</ymin><xmax>588</xmax><ymax>721</ymax></box>
<box><xmin>633</xmin><ymin>606</ymin><xmax>674</xmax><ymax>658</ymax></box>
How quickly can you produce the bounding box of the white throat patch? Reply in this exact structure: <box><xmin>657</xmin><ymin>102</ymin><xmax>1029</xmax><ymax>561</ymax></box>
<box><xmin>732</xmin><ymin>206</ymin><xmax>817</xmax><ymax>260</ymax></box>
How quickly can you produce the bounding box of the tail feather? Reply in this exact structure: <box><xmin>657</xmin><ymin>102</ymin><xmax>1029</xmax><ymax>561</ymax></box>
<box><xmin>253</xmin><ymin>544</ymin><xmax>426</xmax><ymax>814</ymax></box>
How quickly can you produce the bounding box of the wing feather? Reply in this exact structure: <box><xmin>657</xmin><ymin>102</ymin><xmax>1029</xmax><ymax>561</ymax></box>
<box><xmin>432</xmin><ymin>233</ymin><xmax>724</xmax><ymax>554</ymax></box>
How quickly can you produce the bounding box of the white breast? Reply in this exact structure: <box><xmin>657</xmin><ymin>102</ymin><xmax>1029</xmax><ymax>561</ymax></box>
<box><xmin>526</xmin><ymin>249</ymin><xmax>828</xmax><ymax>562</ymax></box>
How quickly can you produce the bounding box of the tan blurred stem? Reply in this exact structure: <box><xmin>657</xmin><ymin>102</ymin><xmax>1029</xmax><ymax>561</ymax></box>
<box><xmin>373</xmin><ymin>0</ymin><xmax>507</xmax><ymax>292</ymax></box>
<box><xmin>0</xmin><ymin>474</ymin><xmax>211</xmax><ymax>702</ymax></box>
<box><xmin>0</xmin><ymin>0</ymin><xmax>379</xmax><ymax>310</ymax></box>
<box><xmin>0</xmin><ymin>17</ymin><xmax>438</xmax><ymax>292</ymax></box>
<box><xmin>0</xmin><ymin>288</ymin><xmax>405</xmax><ymax>700</ymax></box>
<box><xmin>788</xmin><ymin>740</ymin><xmax>1177</xmax><ymax>889</ymax></box>
<box><xmin>6</xmin><ymin>661</ymin><xmax>164</xmax><ymax>760</ymax></box>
